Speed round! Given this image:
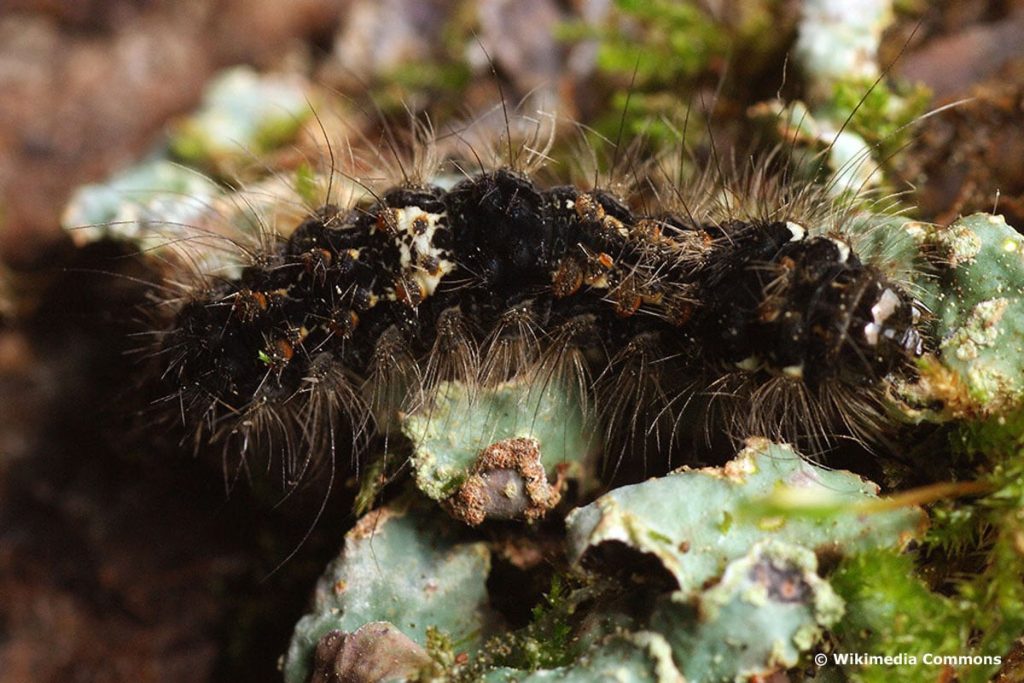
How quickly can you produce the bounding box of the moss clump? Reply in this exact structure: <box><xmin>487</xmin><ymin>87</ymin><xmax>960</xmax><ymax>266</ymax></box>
<box><xmin>831</xmin><ymin>550</ymin><xmax>967</xmax><ymax>683</ymax></box>
<box><xmin>558</xmin><ymin>0</ymin><xmax>730</xmax><ymax>147</ymax></box>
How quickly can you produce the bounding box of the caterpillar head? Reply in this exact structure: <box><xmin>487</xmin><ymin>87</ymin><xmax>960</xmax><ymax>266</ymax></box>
<box><xmin>694</xmin><ymin>220</ymin><xmax>925</xmax><ymax>389</ymax></box>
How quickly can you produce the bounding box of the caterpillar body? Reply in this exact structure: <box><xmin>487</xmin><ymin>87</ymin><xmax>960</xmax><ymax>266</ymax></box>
<box><xmin>157</xmin><ymin>145</ymin><xmax>927</xmax><ymax>485</ymax></box>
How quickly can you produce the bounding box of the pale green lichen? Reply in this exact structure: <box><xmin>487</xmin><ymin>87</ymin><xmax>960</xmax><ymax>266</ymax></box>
<box><xmin>402</xmin><ymin>377</ymin><xmax>597</xmax><ymax>512</ymax></box>
<box><xmin>947</xmin><ymin>298</ymin><xmax>1008</xmax><ymax>362</ymax></box>
<box><xmin>62</xmin><ymin>158</ymin><xmax>221</xmax><ymax>244</ymax></box>
<box><xmin>934</xmin><ymin>218</ymin><xmax>985</xmax><ymax>266</ymax></box>
<box><xmin>289</xmin><ymin>437</ymin><xmax>930</xmax><ymax>682</ymax></box>
<box><xmin>794</xmin><ymin>0</ymin><xmax>893</xmax><ymax>101</ymax></box>
<box><xmin>651</xmin><ymin>541</ymin><xmax>844</xmax><ymax>682</ymax></box>
<box><xmin>63</xmin><ymin>163</ymin><xmax>307</xmax><ymax>279</ymax></box>
<box><xmin>907</xmin><ymin>214</ymin><xmax>1024</xmax><ymax>416</ymax></box>
<box><xmin>283</xmin><ymin>502</ymin><xmax>501</xmax><ymax>683</ymax></box>
<box><xmin>566</xmin><ymin>438</ymin><xmax>924</xmax><ymax>595</ymax></box>
<box><xmin>747</xmin><ymin>100</ymin><xmax>881</xmax><ymax>193</ymax></box>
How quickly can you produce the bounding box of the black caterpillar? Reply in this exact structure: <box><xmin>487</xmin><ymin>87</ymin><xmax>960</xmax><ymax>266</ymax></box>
<box><xmin>158</xmin><ymin>163</ymin><xmax>926</xmax><ymax>484</ymax></box>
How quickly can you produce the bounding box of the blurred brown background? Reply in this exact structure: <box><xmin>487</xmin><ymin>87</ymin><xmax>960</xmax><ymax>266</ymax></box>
<box><xmin>4</xmin><ymin>0</ymin><xmax>1024</xmax><ymax>269</ymax></box>
<box><xmin>0</xmin><ymin>0</ymin><xmax>342</xmax><ymax>268</ymax></box>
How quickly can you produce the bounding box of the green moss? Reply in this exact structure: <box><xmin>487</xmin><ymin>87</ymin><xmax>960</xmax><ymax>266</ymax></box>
<box><xmin>523</xmin><ymin>576</ymin><xmax>577</xmax><ymax>670</ymax></box>
<box><xmin>479</xmin><ymin>632</ymin><xmax>682</xmax><ymax>683</ymax></box>
<box><xmin>846</xmin><ymin>413</ymin><xmax>1024</xmax><ymax>683</ymax></box>
<box><xmin>831</xmin><ymin>550</ymin><xmax>967</xmax><ymax>683</ymax></box>
<box><xmin>942</xmin><ymin>416</ymin><xmax>1024</xmax><ymax>680</ymax></box>
<box><xmin>828</xmin><ymin>77</ymin><xmax>931</xmax><ymax>162</ymax></box>
<box><xmin>294</xmin><ymin>162</ymin><xmax>319</xmax><ymax>207</ymax></box>
<box><xmin>595</xmin><ymin>0</ymin><xmax>725</xmax><ymax>81</ymax></box>
<box><xmin>420</xmin><ymin>626</ymin><xmax>459</xmax><ymax>680</ymax></box>
<box><xmin>372</xmin><ymin>2</ymin><xmax>475</xmax><ymax>118</ymax></box>
<box><xmin>470</xmin><ymin>575</ymin><xmax>583</xmax><ymax>676</ymax></box>
<box><xmin>353</xmin><ymin>453</ymin><xmax>389</xmax><ymax>517</ymax></box>
<box><xmin>557</xmin><ymin>0</ymin><xmax>729</xmax><ymax>150</ymax></box>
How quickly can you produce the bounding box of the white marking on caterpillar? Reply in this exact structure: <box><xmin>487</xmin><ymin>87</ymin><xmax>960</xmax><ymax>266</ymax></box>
<box><xmin>829</xmin><ymin>238</ymin><xmax>851</xmax><ymax>263</ymax></box>
<box><xmin>785</xmin><ymin>221</ymin><xmax>807</xmax><ymax>241</ymax></box>
<box><xmin>735</xmin><ymin>356</ymin><xmax>760</xmax><ymax>371</ymax></box>
<box><xmin>385</xmin><ymin>206</ymin><xmax>455</xmax><ymax>300</ymax></box>
<box><xmin>864</xmin><ymin>288</ymin><xmax>901</xmax><ymax>346</ymax></box>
